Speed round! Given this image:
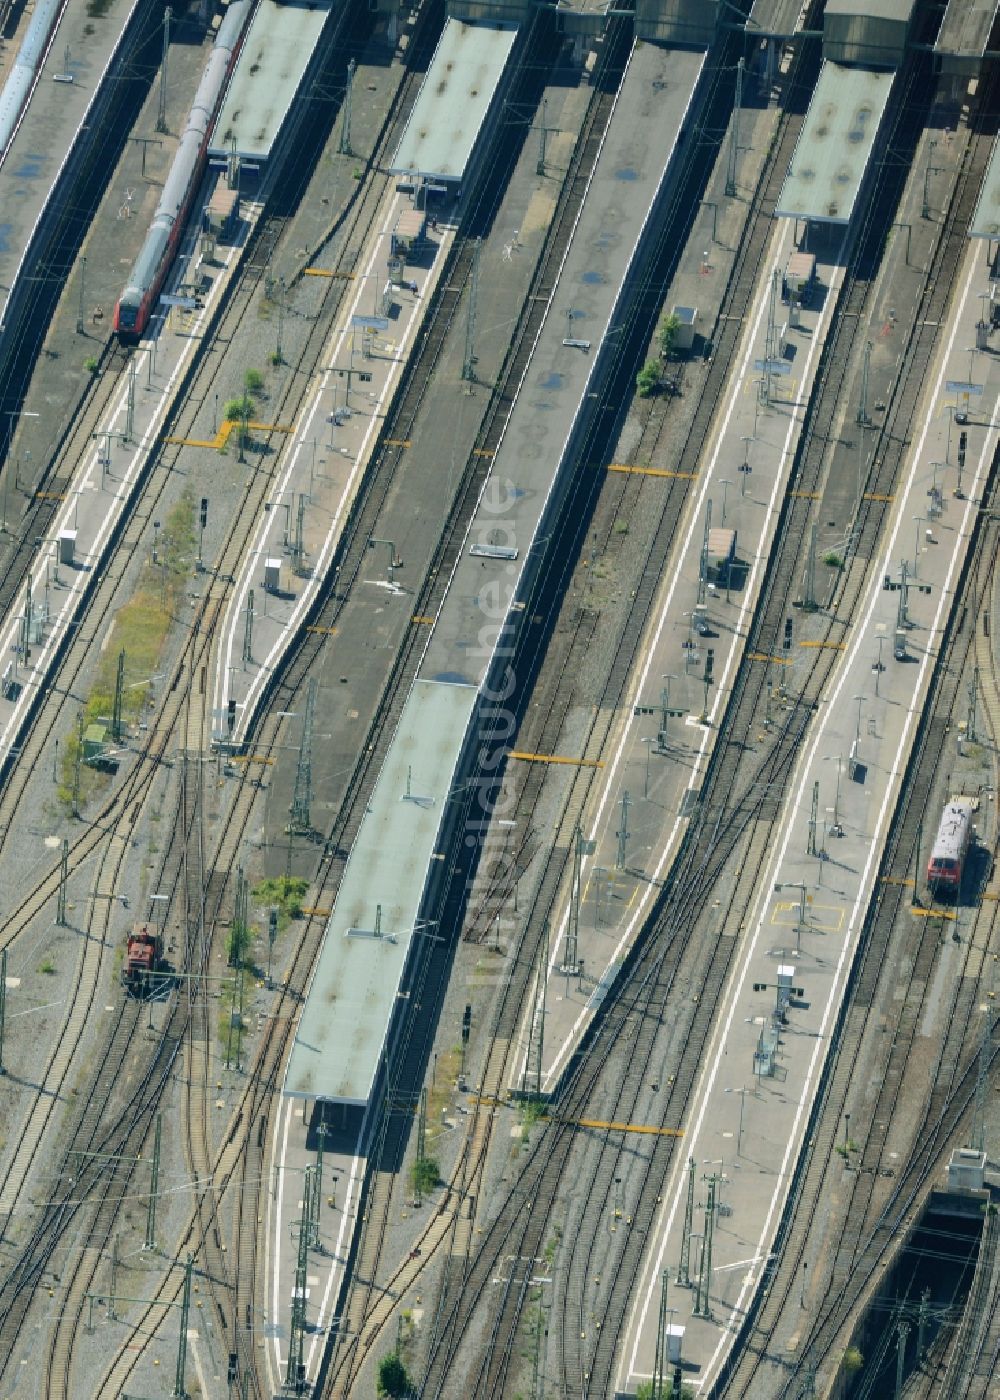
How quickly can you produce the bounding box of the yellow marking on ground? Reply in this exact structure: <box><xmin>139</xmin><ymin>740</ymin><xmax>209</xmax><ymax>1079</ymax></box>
<box><xmin>384</xmin><ymin>438</ymin><xmax>411</xmax><ymax>448</ymax></box>
<box><xmin>790</xmin><ymin>490</ymin><xmax>820</xmax><ymax>499</ymax></box>
<box><xmin>230</xmin><ymin>754</ymin><xmax>274</xmax><ymax>766</ymax></box>
<box><xmin>303</xmin><ymin>267</ymin><xmax>353</xmax><ymax>278</ymax></box>
<box><xmin>865</xmin><ymin>492</ymin><xmax>894</xmax><ymax>502</ymax></box>
<box><xmin>799</xmin><ymin>640</ymin><xmax>846</xmax><ymax>650</ymax></box>
<box><xmin>306</xmin><ymin>625</ymin><xmax>338</xmax><ymax>635</ymax></box>
<box><xmin>981</xmin><ymin>891</ymin><xmax>1000</xmax><ymax>902</ymax></box>
<box><xmin>912</xmin><ymin>906</ymin><xmax>957</xmax><ymax>921</ymax></box>
<box><xmin>747</xmin><ymin>652</ymin><xmax>792</xmax><ymax>665</ymax></box>
<box><xmin>33</xmin><ymin>491</ymin><xmax>66</xmax><ymax>501</ymax></box>
<box><xmin>567</xmin><ymin>1118</ymin><xmax>685</xmax><ymax>1137</ymax></box>
<box><xmin>411</xmin><ymin>614</ymin><xmax>435</xmax><ymax>625</ymax></box>
<box><xmin>166</xmin><ymin>419</ymin><xmax>296</xmax><ymax>450</ymax></box>
<box><xmin>609</xmin><ymin>463</ymin><xmax>697</xmax><ymax>479</ymax></box>
<box><xmin>301</xmin><ymin>907</ymin><xmax>332</xmax><ymax>917</ymax></box>
<box><xmin>882</xmin><ymin>875</ymin><xmax>915</xmax><ymax>887</ymax></box>
<box><xmin>473</xmin><ymin>448</ymin><xmax>494</xmax><ymax>458</ymax></box>
<box><xmin>509</xmin><ymin>751</ymin><xmax>604</xmax><ymax>768</ymax></box>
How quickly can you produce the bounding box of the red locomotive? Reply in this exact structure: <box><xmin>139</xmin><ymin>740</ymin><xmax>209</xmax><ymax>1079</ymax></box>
<box><xmin>122</xmin><ymin>923</ymin><xmax>165</xmax><ymax>995</ymax></box>
<box><xmin>926</xmin><ymin>799</ymin><xmax>974</xmax><ymax>896</ymax></box>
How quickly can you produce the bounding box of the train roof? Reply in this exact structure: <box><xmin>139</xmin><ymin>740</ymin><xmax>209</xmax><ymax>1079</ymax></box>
<box><xmin>930</xmin><ymin>799</ymin><xmax>974</xmax><ymax>860</ymax></box>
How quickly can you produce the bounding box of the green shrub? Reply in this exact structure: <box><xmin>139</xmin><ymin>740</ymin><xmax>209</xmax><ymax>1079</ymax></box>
<box><xmin>377</xmin><ymin>1351</ymin><xmax>411</xmax><ymax>1397</ymax></box>
<box><xmin>244</xmin><ymin>368</ymin><xmax>265</xmax><ymax>396</ymax></box>
<box><xmin>84</xmin><ymin>357</ymin><xmax>99</xmax><ymax>374</ymax></box>
<box><xmin>225</xmin><ymin>395</ymin><xmax>254</xmax><ymax>422</ymax></box>
<box><xmin>841</xmin><ymin>1346</ymin><xmax>864</xmax><ymax>1374</ymax></box>
<box><xmin>636</xmin><ymin>361</ymin><xmax>660</xmax><ymax>398</ymax></box>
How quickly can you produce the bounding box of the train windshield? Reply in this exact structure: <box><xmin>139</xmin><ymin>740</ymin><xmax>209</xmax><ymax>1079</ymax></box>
<box><xmin>118</xmin><ymin>304</ymin><xmax>137</xmax><ymax>329</ymax></box>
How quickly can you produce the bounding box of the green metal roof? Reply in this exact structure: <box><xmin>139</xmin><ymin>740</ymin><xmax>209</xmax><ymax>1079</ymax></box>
<box><xmin>284</xmin><ymin>680</ymin><xmax>477</xmax><ymax>1105</ymax></box>
<box><xmin>775</xmin><ymin>62</ymin><xmax>894</xmax><ymax>225</ymax></box>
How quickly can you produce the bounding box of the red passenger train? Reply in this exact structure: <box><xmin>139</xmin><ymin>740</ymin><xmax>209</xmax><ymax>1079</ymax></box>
<box><xmin>113</xmin><ymin>0</ymin><xmax>250</xmax><ymax>339</ymax></box>
<box><xmin>926</xmin><ymin>798</ymin><xmax>974</xmax><ymax>896</ymax></box>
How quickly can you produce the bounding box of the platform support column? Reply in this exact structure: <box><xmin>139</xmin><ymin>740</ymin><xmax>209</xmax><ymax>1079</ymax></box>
<box><xmin>144</xmin><ymin>1113</ymin><xmax>162</xmax><ymax>1251</ymax></box>
<box><xmin>694</xmin><ymin>1175</ymin><xmax>715</xmax><ymax>1318</ymax></box>
<box><xmin>462</xmin><ymin>239</ymin><xmax>482</xmax><ymax>383</ymax></box>
<box><xmin>537</xmin><ymin>97</ymin><xmax>549</xmax><ymax>176</ymax></box>
<box><xmin>564</xmin><ymin>826</ymin><xmax>587</xmax><ymax>976</ymax></box>
<box><xmin>894</xmin><ymin>1318</ymin><xmax>909</xmax><ymax>1400</ymax></box>
<box><xmin>615</xmin><ymin>792</ymin><xmax>631</xmax><ymax>871</ymax></box>
<box><xmin>0</xmin><ymin>948</ymin><xmax>6</xmax><ymax>1076</ymax></box>
<box><xmin>287</xmin><ymin>1193</ymin><xmax>309</xmax><ymax>1391</ymax></box>
<box><xmin>801</xmin><ymin>523</ymin><xmax>817</xmax><ymax>612</ymax></box>
<box><xmin>523</xmin><ymin>920</ymin><xmax>549</xmax><ymax>1098</ymax></box>
<box><xmin>72</xmin><ymin>713</ymin><xmax>84</xmax><ymax>818</ymax></box>
<box><xmin>725</xmin><ymin>59</ymin><xmax>743</xmax><ymax>197</ymax></box>
<box><xmin>57</xmin><ymin>838</ymin><xmax>69</xmax><ymax>926</ymax></box>
<box><xmin>968</xmin><ymin>665</ymin><xmax>979</xmax><ymax>743</ymax></box>
<box><xmin>157</xmin><ymin>8</ymin><xmax>171</xmax><ymax>135</ymax></box>
<box><xmin>76</xmin><ymin>255</ymin><xmax>86</xmax><ymax>335</ymax></box>
<box><xmin>112</xmin><ymin>649</ymin><xmax>126</xmax><ymax>741</ymax></box>
<box><xmin>972</xmin><ymin>1010</ymin><xmax>994</xmax><ymax>1153</ymax></box>
<box><xmin>912</xmin><ymin>819</ymin><xmax>922</xmax><ymax>908</ymax></box>
<box><xmin>242</xmin><ymin>589</ymin><xmax>254</xmax><ymax>666</ymax></box>
<box><xmin>289</xmin><ymin>679</ymin><xmax>316</xmax><ymax>833</ymax></box>
<box><xmin>857</xmin><ymin>340</ymin><xmax>872</xmax><ymax>426</ymax></box>
<box><xmin>108</xmin><ymin>1232</ymin><xmax>120</xmax><ymax>1320</ymax></box>
<box><xmin>806</xmin><ymin>780</ymin><xmax>819</xmax><ymax>858</ymax></box>
<box><xmin>677</xmin><ymin>1157</ymin><xmax>696</xmax><ymax>1286</ymax></box>
<box><xmin>339</xmin><ymin>59</ymin><xmax>356</xmax><ymax>156</ymax></box>
<box><xmin>698</xmin><ymin>499</ymin><xmax>711</xmax><ymax>606</ymax></box>
<box><xmin>652</xmin><ymin>1268</ymin><xmax>670</xmax><ymax>1398</ymax></box>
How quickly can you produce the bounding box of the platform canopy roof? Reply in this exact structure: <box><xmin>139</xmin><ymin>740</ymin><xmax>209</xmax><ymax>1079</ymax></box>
<box><xmin>390</xmin><ymin>18</ymin><xmax>518</xmax><ymax>184</ymax></box>
<box><xmin>284</xmin><ymin>681</ymin><xmax>476</xmax><ymax>1106</ymax></box>
<box><xmin>209</xmin><ymin>0</ymin><xmax>333</xmax><ymax>164</ymax></box>
<box><xmin>775</xmin><ymin>62</ymin><xmax>894</xmax><ymax>225</ymax></box>
<box><xmin>935</xmin><ymin>0</ymin><xmax>999</xmax><ymax>60</ymax></box>
<box><xmin>971</xmin><ymin>138</ymin><xmax>1000</xmax><ymax>240</ymax></box>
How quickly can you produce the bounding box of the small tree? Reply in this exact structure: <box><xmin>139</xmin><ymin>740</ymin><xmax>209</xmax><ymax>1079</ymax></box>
<box><xmin>377</xmin><ymin>1350</ymin><xmax>411</xmax><ymax>1397</ymax></box>
<box><xmin>841</xmin><ymin>1345</ymin><xmax>864</xmax><ymax>1375</ymax></box>
<box><xmin>411</xmin><ymin>1155</ymin><xmax>439</xmax><ymax>1197</ymax></box>
<box><xmin>658</xmin><ymin>312</ymin><xmax>682</xmax><ymax>359</ymax></box>
<box><xmin>636</xmin><ymin>360</ymin><xmax>660</xmax><ymax>398</ymax></box>
<box><xmin>244</xmin><ymin>367</ymin><xmax>265</xmax><ymax>397</ymax></box>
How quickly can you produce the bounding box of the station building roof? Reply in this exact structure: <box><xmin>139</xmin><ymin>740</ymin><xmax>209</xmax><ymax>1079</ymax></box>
<box><xmin>208</xmin><ymin>0</ymin><xmax>333</xmax><ymax>163</ymax></box>
<box><xmin>971</xmin><ymin>138</ymin><xmax>1000</xmax><ymax>240</ymax></box>
<box><xmin>390</xmin><ymin>18</ymin><xmax>518</xmax><ymax>183</ymax></box>
<box><xmin>283</xmin><ymin>681</ymin><xmax>477</xmax><ymax>1106</ymax></box>
<box><xmin>775</xmin><ymin>61</ymin><xmax>893</xmax><ymax>225</ymax></box>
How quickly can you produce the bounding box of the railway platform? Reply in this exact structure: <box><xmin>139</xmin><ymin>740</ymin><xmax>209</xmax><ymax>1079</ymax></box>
<box><xmin>209</xmin><ymin>197</ymin><xmax>456</xmax><ymax>750</ymax></box>
<box><xmin>616</xmin><ymin>185</ymin><xmax>1000</xmax><ymax>1400</ymax></box>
